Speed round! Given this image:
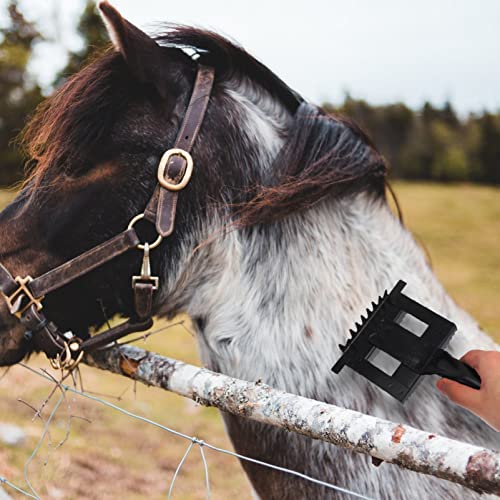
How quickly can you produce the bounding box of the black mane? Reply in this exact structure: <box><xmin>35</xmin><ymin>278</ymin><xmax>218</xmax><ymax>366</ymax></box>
<box><xmin>234</xmin><ymin>102</ymin><xmax>387</xmax><ymax>227</ymax></box>
<box><xmin>155</xmin><ymin>25</ymin><xmax>304</xmax><ymax>112</ymax></box>
<box><xmin>20</xmin><ymin>24</ymin><xmax>387</xmax><ymax>225</ymax></box>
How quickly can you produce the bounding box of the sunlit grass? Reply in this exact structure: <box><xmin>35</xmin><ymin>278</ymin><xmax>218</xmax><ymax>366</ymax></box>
<box><xmin>0</xmin><ymin>182</ymin><xmax>498</xmax><ymax>499</ymax></box>
<box><xmin>391</xmin><ymin>182</ymin><xmax>500</xmax><ymax>340</ymax></box>
<box><xmin>0</xmin><ymin>189</ymin><xmax>17</xmax><ymax>207</ymax></box>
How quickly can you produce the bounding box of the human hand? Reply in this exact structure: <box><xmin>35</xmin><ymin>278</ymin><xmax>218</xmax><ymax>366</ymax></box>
<box><xmin>436</xmin><ymin>350</ymin><xmax>500</xmax><ymax>431</ymax></box>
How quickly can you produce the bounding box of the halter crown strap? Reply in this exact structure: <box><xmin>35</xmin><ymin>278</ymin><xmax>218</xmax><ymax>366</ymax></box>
<box><xmin>144</xmin><ymin>65</ymin><xmax>215</xmax><ymax>236</ymax></box>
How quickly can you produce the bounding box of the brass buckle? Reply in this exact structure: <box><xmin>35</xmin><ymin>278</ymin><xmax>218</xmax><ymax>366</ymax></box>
<box><xmin>132</xmin><ymin>275</ymin><xmax>159</xmax><ymax>290</ymax></box>
<box><xmin>3</xmin><ymin>276</ymin><xmax>44</xmax><ymax>318</ymax></box>
<box><xmin>49</xmin><ymin>340</ymin><xmax>84</xmax><ymax>371</ymax></box>
<box><xmin>157</xmin><ymin>148</ymin><xmax>194</xmax><ymax>191</ymax></box>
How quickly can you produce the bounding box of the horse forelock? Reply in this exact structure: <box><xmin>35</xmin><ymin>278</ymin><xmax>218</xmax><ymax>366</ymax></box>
<box><xmin>20</xmin><ymin>50</ymin><xmax>129</xmax><ymax>189</ymax></box>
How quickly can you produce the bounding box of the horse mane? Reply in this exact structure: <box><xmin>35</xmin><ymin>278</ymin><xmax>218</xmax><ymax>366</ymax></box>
<box><xmin>20</xmin><ymin>24</ymin><xmax>388</xmax><ymax>223</ymax></box>
<box><xmin>233</xmin><ymin>103</ymin><xmax>387</xmax><ymax>227</ymax></box>
<box><xmin>154</xmin><ymin>25</ymin><xmax>304</xmax><ymax>112</ymax></box>
<box><xmin>158</xmin><ymin>27</ymin><xmax>388</xmax><ymax>226</ymax></box>
<box><xmin>157</xmin><ymin>28</ymin><xmax>389</xmax><ymax>228</ymax></box>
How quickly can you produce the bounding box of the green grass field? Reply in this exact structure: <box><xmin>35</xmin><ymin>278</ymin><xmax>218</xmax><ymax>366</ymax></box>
<box><xmin>0</xmin><ymin>182</ymin><xmax>498</xmax><ymax>499</ymax></box>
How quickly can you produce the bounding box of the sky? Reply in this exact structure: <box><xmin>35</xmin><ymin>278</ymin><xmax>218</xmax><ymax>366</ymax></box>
<box><xmin>4</xmin><ymin>0</ymin><xmax>500</xmax><ymax>114</ymax></box>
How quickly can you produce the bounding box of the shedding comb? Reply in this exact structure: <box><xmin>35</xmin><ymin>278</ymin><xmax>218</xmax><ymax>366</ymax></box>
<box><xmin>332</xmin><ymin>280</ymin><xmax>481</xmax><ymax>402</ymax></box>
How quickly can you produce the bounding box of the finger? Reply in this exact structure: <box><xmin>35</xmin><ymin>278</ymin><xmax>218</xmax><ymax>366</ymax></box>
<box><xmin>459</xmin><ymin>350</ymin><xmax>484</xmax><ymax>370</ymax></box>
<box><xmin>436</xmin><ymin>378</ymin><xmax>482</xmax><ymax>410</ymax></box>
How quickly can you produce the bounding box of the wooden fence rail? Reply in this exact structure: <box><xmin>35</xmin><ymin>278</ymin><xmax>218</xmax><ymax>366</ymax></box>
<box><xmin>85</xmin><ymin>345</ymin><xmax>499</xmax><ymax>495</ymax></box>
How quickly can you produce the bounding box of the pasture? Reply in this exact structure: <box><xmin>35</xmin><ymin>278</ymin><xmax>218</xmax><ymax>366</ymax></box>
<box><xmin>0</xmin><ymin>182</ymin><xmax>498</xmax><ymax>499</ymax></box>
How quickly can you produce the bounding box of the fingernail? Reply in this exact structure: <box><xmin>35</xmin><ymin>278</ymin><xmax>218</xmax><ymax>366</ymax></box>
<box><xmin>436</xmin><ymin>379</ymin><xmax>445</xmax><ymax>392</ymax></box>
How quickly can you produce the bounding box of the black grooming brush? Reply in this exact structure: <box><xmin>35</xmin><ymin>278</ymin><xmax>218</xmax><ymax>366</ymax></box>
<box><xmin>332</xmin><ymin>280</ymin><xmax>481</xmax><ymax>402</ymax></box>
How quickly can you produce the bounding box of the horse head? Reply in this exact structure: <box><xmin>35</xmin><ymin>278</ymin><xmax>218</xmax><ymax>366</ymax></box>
<box><xmin>0</xmin><ymin>1</ymin><xmax>384</xmax><ymax>368</ymax></box>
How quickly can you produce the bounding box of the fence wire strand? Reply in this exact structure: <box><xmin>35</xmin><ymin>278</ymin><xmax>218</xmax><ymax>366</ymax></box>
<box><xmin>198</xmin><ymin>441</ymin><xmax>210</xmax><ymax>500</ymax></box>
<box><xmin>0</xmin><ymin>476</ymin><xmax>38</xmax><ymax>499</ymax></box>
<box><xmin>1</xmin><ymin>362</ymin><xmax>373</xmax><ymax>500</ymax></box>
<box><xmin>168</xmin><ymin>440</ymin><xmax>196</xmax><ymax>499</ymax></box>
<box><xmin>24</xmin><ymin>393</ymin><xmax>65</xmax><ymax>499</ymax></box>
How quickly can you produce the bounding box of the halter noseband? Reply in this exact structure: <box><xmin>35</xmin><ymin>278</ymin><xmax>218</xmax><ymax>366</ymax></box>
<box><xmin>0</xmin><ymin>65</ymin><xmax>215</xmax><ymax>370</ymax></box>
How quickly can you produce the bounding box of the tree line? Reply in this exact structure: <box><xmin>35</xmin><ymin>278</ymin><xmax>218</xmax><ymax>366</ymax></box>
<box><xmin>0</xmin><ymin>1</ymin><xmax>106</xmax><ymax>186</ymax></box>
<box><xmin>0</xmin><ymin>0</ymin><xmax>499</xmax><ymax>187</ymax></box>
<box><xmin>325</xmin><ymin>98</ymin><xmax>500</xmax><ymax>184</ymax></box>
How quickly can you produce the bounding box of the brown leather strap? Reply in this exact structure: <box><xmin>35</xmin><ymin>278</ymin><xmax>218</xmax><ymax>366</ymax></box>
<box><xmin>79</xmin><ymin>317</ymin><xmax>153</xmax><ymax>352</ymax></box>
<box><xmin>0</xmin><ymin>264</ymin><xmax>64</xmax><ymax>358</ymax></box>
<box><xmin>0</xmin><ymin>228</ymin><xmax>140</xmax><ymax>319</ymax></box>
<box><xmin>144</xmin><ymin>65</ymin><xmax>215</xmax><ymax>236</ymax></box>
<box><xmin>20</xmin><ymin>304</ymin><xmax>66</xmax><ymax>358</ymax></box>
<box><xmin>0</xmin><ymin>230</ymin><xmax>139</xmax><ymax>301</ymax></box>
<box><xmin>30</xmin><ymin>228</ymin><xmax>139</xmax><ymax>298</ymax></box>
<box><xmin>23</xmin><ymin>303</ymin><xmax>153</xmax><ymax>357</ymax></box>
<box><xmin>0</xmin><ymin>262</ymin><xmax>18</xmax><ymax>296</ymax></box>
<box><xmin>0</xmin><ymin>229</ymin><xmax>142</xmax><ymax>359</ymax></box>
<box><xmin>133</xmin><ymin>282</ymin><xmax>154</xmax><ymax>320</ymax></box>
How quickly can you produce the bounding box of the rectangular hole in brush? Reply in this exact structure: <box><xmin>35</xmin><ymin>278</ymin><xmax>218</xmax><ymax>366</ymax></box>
<box><xmin>395</xmin><ymin>311</ymin><xmax>428</xmax><ymax>337</ymax></box>
<box><xmin>366</xmin><ymin>348</ymin><xmax>401</xmax><ymax>376</ymax></box>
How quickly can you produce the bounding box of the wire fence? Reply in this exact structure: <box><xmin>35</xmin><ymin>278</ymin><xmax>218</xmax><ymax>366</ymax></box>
<box><xmin>0</xmin><ymin>361</ymin><xmax>373</xmax><ymax>500</ymax></box>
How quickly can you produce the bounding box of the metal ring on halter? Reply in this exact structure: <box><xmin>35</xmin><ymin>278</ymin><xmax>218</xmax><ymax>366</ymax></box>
<box><xmin>127</xmin><ymin>213</ymin><xmax>163</xmax><ymax>250</ymax></box>
<box><xmin>157</xmin><ymin>148</ymin><xmax>194</xmax><ymax>191</ymax></box>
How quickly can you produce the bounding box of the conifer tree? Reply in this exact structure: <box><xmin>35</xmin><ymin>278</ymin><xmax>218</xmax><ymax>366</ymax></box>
<box><xmin>0</xmin><ymin>0</ymin><xmax>43</xmax><ymax>185</ymax></box>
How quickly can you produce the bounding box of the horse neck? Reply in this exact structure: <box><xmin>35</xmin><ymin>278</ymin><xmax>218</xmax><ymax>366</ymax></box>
<box><xmin>158</xmin><ymin>79</ymin><xmax>493</xmax><ymax>392</ymax></box>
<box><xmin>172</xmin><ymin>191</ymin><xmax>493</xmax><ymax>394</ymax></box>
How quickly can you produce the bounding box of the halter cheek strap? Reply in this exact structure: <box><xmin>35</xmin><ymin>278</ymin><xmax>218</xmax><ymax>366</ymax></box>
<box><xmin>144</xmin><ymin>65</ymin><xmax>214</xmax><ymax>236</ymax></box>
<box><xmin>0</xmin><ymin>65</ymin><xmax>215</xmax><ymax>369</ymax></box>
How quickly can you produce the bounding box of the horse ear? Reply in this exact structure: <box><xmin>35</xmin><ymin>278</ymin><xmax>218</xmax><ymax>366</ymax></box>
<box><xmin>98</xmin><ymin>1</ymin><xmax>170</xmax><ymax>98</ymax></box>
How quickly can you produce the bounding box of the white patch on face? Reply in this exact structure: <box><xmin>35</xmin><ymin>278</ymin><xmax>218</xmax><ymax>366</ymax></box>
<box><xmin>224</xmin><ymin>78</ymin><xmax>290</xmax><ymax>176</ymax></box>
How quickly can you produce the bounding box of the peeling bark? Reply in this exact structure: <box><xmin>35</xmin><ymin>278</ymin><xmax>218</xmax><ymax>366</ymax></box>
<box><xmin>85</xmin><ymin>345</ymin><xmax>500</xmax><ymax>495</ymax></box>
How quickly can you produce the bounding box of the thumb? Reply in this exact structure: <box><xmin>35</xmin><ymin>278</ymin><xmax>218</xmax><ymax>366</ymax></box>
<box><xmin>436</xmin><ymin>378</ymin><xmax>482</xmax><ymax>410</ymax></box>
<box><xmin>460</xmin><ymin>350</ymin><xmax>483</xmax><ymax>370</ymax></box>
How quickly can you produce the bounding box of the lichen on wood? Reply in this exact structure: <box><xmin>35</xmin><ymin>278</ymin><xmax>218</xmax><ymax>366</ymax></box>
<box><xmin>85</xmin><ymin>345</ymin><xmax>500</xmax><ymax>495</ymax></box>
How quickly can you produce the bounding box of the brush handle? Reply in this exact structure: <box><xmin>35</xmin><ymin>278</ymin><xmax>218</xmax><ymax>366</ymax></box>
<box><xmin>428</xmin><ymin>350</ymin><xmax>481</xmax><ymax>390</ymax></box>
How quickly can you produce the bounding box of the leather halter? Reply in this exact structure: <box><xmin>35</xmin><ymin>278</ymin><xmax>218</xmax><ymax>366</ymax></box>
<box><xmin>0</xmin><ymin>65</ymin><xmax>215</xmax><ymax>370</ymax></box>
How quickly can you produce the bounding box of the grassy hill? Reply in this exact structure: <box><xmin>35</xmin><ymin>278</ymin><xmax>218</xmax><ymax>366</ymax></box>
<box><xmin>391</xmin><ymin>182</ymin><xmax>500</xmax><ymax>338</ymax></box>
<box><xmin>0</xmin><ymin>182</ymin><xmax>498</xmax><ymax>499</ymax></box>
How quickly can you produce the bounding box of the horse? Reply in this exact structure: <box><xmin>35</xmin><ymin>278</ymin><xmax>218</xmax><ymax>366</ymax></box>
<box><xmin>0</xmin><ymin>3</ymin><xmax>497</xmax><ymax>498</ymax></box>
